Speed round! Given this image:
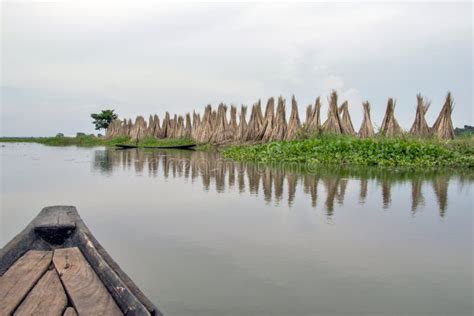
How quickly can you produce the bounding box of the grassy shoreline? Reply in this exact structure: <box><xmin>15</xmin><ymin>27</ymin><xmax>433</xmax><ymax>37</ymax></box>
<box><xmin>223</xmin><ymin>135</ymin><xmax>474</xmax><ymax>169</ymax></box>
<box><xmin>0</xmin><ymin>135</ymin><xmax>196</xmax><ymax>148</ymax></box>
<box><xmin>2</xmin><ymin>135</ymin><xmax>473</xmax><ymax>169</ymax></box>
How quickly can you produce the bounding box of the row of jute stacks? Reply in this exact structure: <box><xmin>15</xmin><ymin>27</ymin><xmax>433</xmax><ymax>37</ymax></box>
<box><xmin>105</xmin><ymin>91</ymin><xmax>456</xmax><ymax>143</ymax></box>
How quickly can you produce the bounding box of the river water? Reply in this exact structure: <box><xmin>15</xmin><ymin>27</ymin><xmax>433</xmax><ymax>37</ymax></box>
<box><xmin>1</xmin><ymin>143</ymin><xmax>472</xmax><ymax>316</ymax></box>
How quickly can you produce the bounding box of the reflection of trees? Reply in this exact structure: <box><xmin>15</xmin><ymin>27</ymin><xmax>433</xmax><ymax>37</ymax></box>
<box><xmin>92</xmin><ymin>148</ymin><xmax>463</xmax><ymax>219</ymax></box>
<box><xmin>92</xmin><ymin>150</ymin><xmax>113</xmax><ymax>174</ymax></box>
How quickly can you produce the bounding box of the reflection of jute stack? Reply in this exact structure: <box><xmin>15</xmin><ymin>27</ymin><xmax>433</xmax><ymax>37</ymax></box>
<box><xmin>228</xmin><ymin>162</ymin><xmax>235</xmax><ymax>188</ymax></box>
<box><xmin>303</xmin><ymin>174</ymin><xmax>319</xmax><ymax>208</ymax></box>
<box><xmin>247</xmin><ymin>164</ymin><xmax>261</xmax><ymax>194</ymax></box>
<box><xmin>381</xmin><ymin>180</ymin><xmax>391</xmax><ymax>208</ymax></box>
<box><xmin>99</xmin><ymin>149</ymin><xmax>453</xmax><ymax>218</ymax></box>
<box><xmin>273</xmin><ymin>170</ymin><xmax>284</xmax><ymax>202</ymax></box>
<box><xmin>411</xmin><ymin>179</ymin><xmax>424</xmax><ymax>214</ymax></box>
<box><xmin>336</xmin><ymin>179</ymin><xmax>348</xmax><ymax>205</ymax></box>
<box><xmin>237</xmin><ymin>162</ymin><xmax>245</xmax><ymax>193</ymax></box>
<box><xmin>432</xmin><ymin>176</ymin><xmax>449</xmax><ymax>217</ymax></box>
<box><xmin>262</xmin><ymin>168</ymin><xmax>273</xmax><ymax>202</ymax></box>
<box><xmin>359</xmin><ymin>179</ymin><xmax>368</xmax><ymax>203</ymax></box>
<box><xmin>287</xmin><ymin>173</ymin><xmax>298</xmax><ymax>206</ymax></box>
<box><xmin>324</xmin><ymin>177</ymin><xmax>339</xmax><ymax>218</ymax></box>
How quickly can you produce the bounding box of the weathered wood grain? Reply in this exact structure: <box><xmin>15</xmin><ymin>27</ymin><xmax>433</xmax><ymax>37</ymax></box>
<box><xmin>0</xmin><ymin>250</ymin><xmax>53</xmax><ymax>315</ymax></box>
<box><xmin>34</xmin><ymin>206</ymin><xmax>76</xmax><ymax>245</ymax></box>
<box><xmin>76</xmin><ymin>231</ymin><xmax>153</xmax><ymax>315</ymax></box>
<box><xmin>34</xmin><ymin>208</ymin><xmax>76</xmax><ymax>230</ymax></box>
<box><xmin>53</xmin><ymin>247</ymin><xmax>122</xmax><ymax>316</ymax></box>
<box><xmin>1</xmin><ymin>206</ymin><xmax>159</xmax><ymax>315</ymax></box>
<box><xmin>14</xmin><ymin>269</ymin><xmax>67</xmax><ymax>316</ymax></box>
<box><xmin>63</xmin><ymin>307</ymin><xmax>78</xmax><ymax>316</ymax></box>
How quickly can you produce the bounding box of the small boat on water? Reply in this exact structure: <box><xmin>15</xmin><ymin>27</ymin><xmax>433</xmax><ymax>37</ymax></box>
<box><xmin>115</xmin><ymin>144</ymin><xmax>196</xmax><ymax>150</ymax></box>
<box><xmin>115</xmin><ymin>144</ymin><xmax>140</xmax><ymax>149</ymax></box>
<box><xmin>0</xmin><ymin>206</ymin><xmax>162</xmax><ymax>316</ymax></box>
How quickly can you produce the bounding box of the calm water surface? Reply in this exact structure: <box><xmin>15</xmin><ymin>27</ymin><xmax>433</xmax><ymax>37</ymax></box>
<box><xmin>1</xmin><ymin>143</ymin><xmax>473</xmax><ymax>316</ymax></box>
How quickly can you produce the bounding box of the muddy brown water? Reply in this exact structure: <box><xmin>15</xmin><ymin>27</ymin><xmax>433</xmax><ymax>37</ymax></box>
<box><xmin>1</xmin><ymin>143</ymin><xmax>472</xmax><ymax>316</ymax></box>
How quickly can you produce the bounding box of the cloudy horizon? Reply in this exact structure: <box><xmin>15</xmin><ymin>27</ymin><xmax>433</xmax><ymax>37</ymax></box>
<box><xmin>1</xmin><ymin>1</ymin><xmax>472</xmax><ymax>137</ymax></box>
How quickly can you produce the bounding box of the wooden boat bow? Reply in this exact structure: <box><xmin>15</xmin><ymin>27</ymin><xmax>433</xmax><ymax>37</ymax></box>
<box><xmin>0</xmin><ymin>206</ymin><xmax>162</xmax><ymax>316</ymax></box>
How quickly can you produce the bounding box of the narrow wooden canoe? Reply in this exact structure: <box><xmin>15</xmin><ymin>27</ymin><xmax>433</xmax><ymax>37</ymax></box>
<box><xmin>115</xmin><ymin>144</ymin><xmax>196</xmax><ymax>150</ymax></box>
<box><xmin>143</xmin><ymin>144</ymin><xmax>196</xmax><ymax>150</ymax></box>
<box><xmin>115</xmin><ymin>144</ymin><xmax>139</xmax><ymax>149</ymax></box>
<box><xmin>0</xmin><ymin>206</ymin><xmax>162</xmax><ymax>316</ymax></box>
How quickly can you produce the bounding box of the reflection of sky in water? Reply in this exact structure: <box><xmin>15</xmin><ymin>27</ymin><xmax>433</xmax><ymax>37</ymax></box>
<box><xmin>1</xmin><ymin>143</ymin><xmax>473</xmax><ymax>316</ymax></box>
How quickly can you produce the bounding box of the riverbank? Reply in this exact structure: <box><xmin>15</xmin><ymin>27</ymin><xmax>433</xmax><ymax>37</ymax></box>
<box><xmin>2</xmin><ymin>135</ymin><xmax>473</xmax><ymax>169</ymax></box>
<box><xmin>0</xmin><ymin>135</ymin><xmax>196</xmax><ymax>148</ymax></box>
<box><xmin>223</xmin><ymin>135</ymin><xmax>474</xmax><ymax>169</ymax></box>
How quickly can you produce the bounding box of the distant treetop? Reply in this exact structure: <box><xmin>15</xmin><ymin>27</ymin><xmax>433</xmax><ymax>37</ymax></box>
<box><xmin>91</xmin><ymin>109</ymin><xmax>118</xmax><ymax>131</ymax></box>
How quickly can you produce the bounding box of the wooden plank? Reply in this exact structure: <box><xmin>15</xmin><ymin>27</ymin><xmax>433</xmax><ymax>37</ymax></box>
<box><xmin>0</xmin><ymin>250</ymin><xmax>53</xmax><ymax>315</ymax></box>
<box><xmin>14</xmin><ymin>269</ymin><xmax>67</xmax><ymax>316</ymax></box>
<box><xmin>33</xmin><ymin>206</ymin><xmax>76</xmax><ymax>227</ymax></box>
<box><xmin>53</xmin><ymin>247</ymin><xmax>122</xmax><ymax>316</ymax></box>
<box><xmin>0</xmin><ymin>226</ymin><xmax>37</xmax><ymax>276</ymax></box>
<box><xmin>63</xmin><ymin>307</ymin><xmax>78</xmax><ymax>316</ymax></box>
<box><xmin>34</xmin><ymin>209</ymin><xmax>76</xmax><ymax>230</ymax></box>
<box><xmin>34</xmin><ymin>206</ymin><xmax>76</xmax><ymax>245</ymax></box>
<box><xmin>76</xmin><ymin>231</ymin><xmax>152</xmax><ymax>315</ymax></box>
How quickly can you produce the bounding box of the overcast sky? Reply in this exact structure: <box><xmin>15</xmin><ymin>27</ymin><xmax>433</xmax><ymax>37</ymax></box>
<box><xmin>1</xmin><ymin>1</ymin><xmax>472</xmax><ymax>136</ymax></box>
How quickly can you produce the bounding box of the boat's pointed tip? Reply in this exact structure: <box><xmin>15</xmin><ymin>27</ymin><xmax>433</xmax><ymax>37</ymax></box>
<box><xmin>42</xmin><ymin>205</ymin><xmax>78</xmax><ymax>211</ymax></box>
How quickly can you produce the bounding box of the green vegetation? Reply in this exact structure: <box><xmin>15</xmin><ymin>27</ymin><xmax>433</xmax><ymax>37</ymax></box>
<box><xmin>90</xmin><ymin>109</ymin><xmax>118</xmax><ymax>131</ymax></box>
<box><xmin>0</xmin><ymin>135</ymin><xmax>194</xmax><ymax>148</ymax></box>
<box><xmin>454</xmin><ymin>125</ymin><xmax>474</xmax><ymax>137</ymax></box>
<box><xmin>2</xmin><ymin>134</ymin><xmax>473</xmax><ymax>168</ymax></box>
<box><xmin>223</xmin><ymin>135</ymin><xmax>474</xmax><ymax>169</ymax></box>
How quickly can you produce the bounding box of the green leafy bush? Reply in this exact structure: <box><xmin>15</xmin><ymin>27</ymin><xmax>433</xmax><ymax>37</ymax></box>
<box><xmin>223</xmin><ymin>135</ymin><xmax>474</xmax><ymax>169</ymax></box>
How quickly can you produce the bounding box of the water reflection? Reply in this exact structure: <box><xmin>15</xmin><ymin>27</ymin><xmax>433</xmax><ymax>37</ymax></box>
<box><xmin>93</xmin><ymin>148</ymin><xmax>472</xmax><ymax>219</ymax></box>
